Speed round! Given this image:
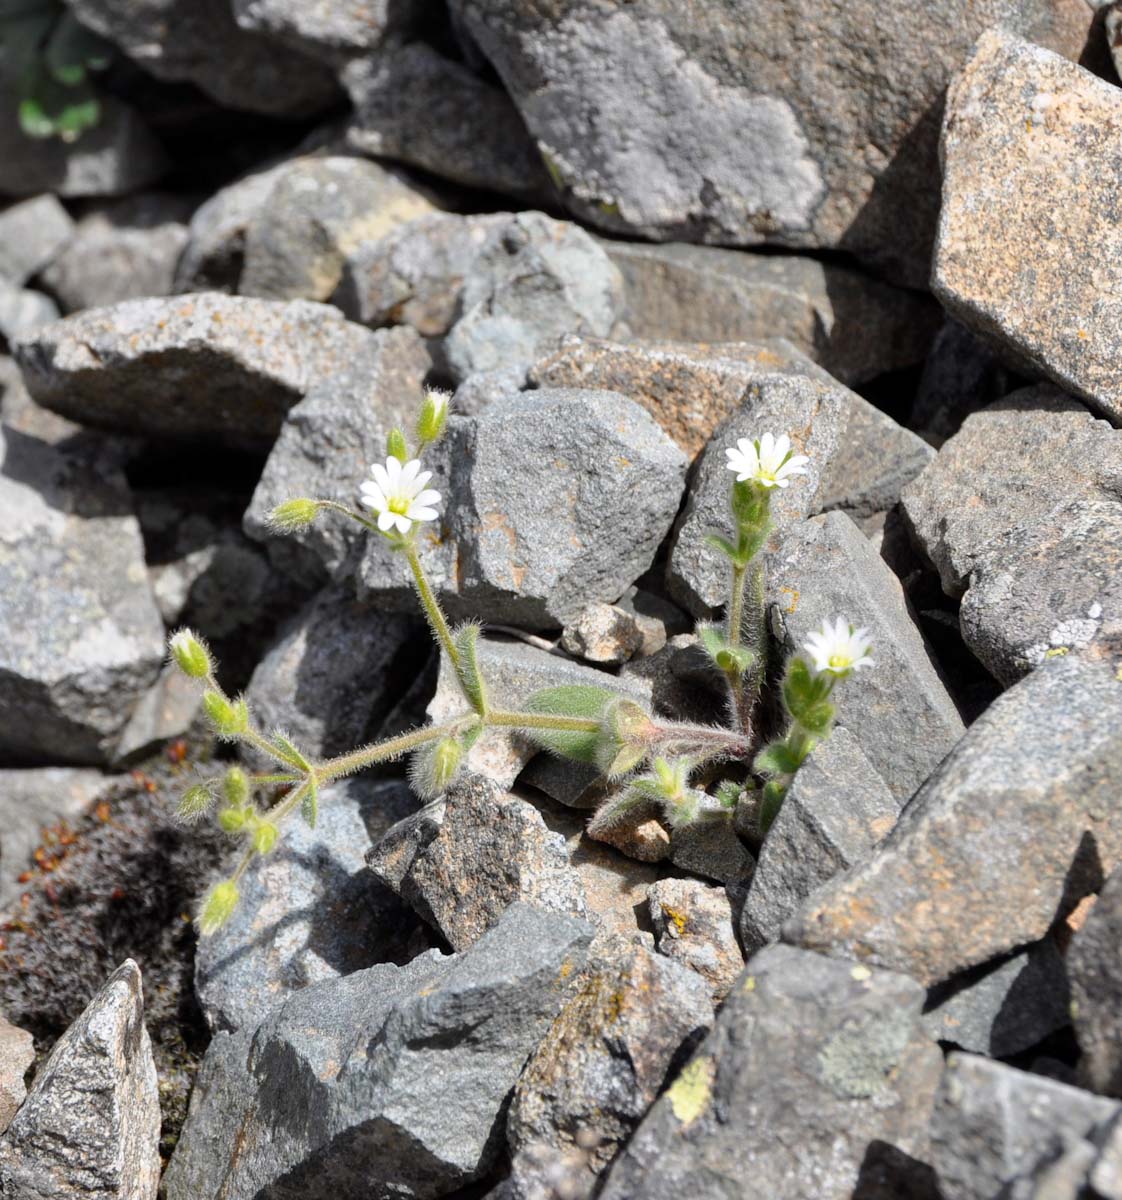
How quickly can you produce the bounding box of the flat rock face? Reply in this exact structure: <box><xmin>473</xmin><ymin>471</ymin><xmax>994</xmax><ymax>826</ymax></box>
<box><xmin>647</xmin><ymin>877</ymin><xmax>744</xmax><ymax>1003</ymax></box>
<box><xmin>232</xmin><ymin>0</ymin><xmax>411</xmax><ymax>55</ymax></box>
<box><xmin>1069</xmin><ymin>866</ymin><xmax>1122</xmax><ymax>1098</ymax></box>
<box><xmin>0</xmin><ymin>960</ymin><xmax>161</xmax><ymax>1200</ymax></box>
<box><xmin>0</xmin><ymin>430</ymin><xmax>165</xmax><ymax>765</ymax></box>
<box><xmin>934</xmin><ymin>31</ymin><xmax>1122</xmax><ymax>425</ymax></box>
<box><xmin>785</xmin><ymin>655</ymin><xmax>1122</xmax><ymax>987</ymax></box>
<box><xmin>451</xmin><ymin>0</ymin><xmax>1090</xmax><ymax>286</ymax></box>
<box><xmin>598</xmin><ymin>944</ymin><xmax>943</xmax><ymax>1200</ymax></box>
<box><xmin>0</xmin><ymin>195</ymin><xmax>73</xmax><ymax>286</ymax></box>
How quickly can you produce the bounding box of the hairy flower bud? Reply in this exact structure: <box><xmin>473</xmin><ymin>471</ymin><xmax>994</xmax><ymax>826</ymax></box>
<box><xmin>268</xmin><ymin>498</ymin><xmax>320</xmax><ymax>531</ymax></box>
<box><xmin>203</xmin><ymin>691</ymin><xmax>249</xmax><ymax>736</ymax></box>
<box><xmin>217</xmin><ymin>806</ymin><xmax>247</xmax><ymax>833</ymax></box>
<box><xmin>417</xmin><ymin>389</ymin><xmax>450</xmax><ymax>445</ymax></box>
<box><xmin>252</xmin><ymin>821</ymin><xmax>279</xmax><ymax>855</ymax></box>
<box><xmin>223</xmin><ymin>766</ymin><xmax>250</xmax><ymax>809</ymax></box>
<box><xmin>198</xmin><ymin>880</ymin><xmax>239</xmax><ymax>936</ymax></box>
<box><xmin>386</xmin><ymin>427</ymin><xmax>409</xmax><ymax>463</ymax></box>
<box><xmin>169</xmin><ymin>629</ymin><xmax>211</xmax><ymax>679</ymax></box>
<box><xmin>176</xmin><ymin>783</ymin><xmax>214</xmax><ymax>825</ymax></box>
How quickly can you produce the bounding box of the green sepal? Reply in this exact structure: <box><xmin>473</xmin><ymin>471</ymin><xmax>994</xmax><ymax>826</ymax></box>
<box><xmin>524</xmin><ymin>685</ymin><xmax>619</xmax><ymax>763</ymax></box>
<box><xmin>602</xmin><ymin>741</ymin><xmax>647</xmax><ymax>780</ymax></box>
<box><xmin>704</xmin><ymin>533</ymin><xmax>740</xmax><ymax>563</ymax></box>
<box><xmin>386</xmin><ymin>427</ymin><xmax>408</xmax><ymax>463</ymax></box>
<box><xmin>698</xmin><ymin>623</ymin><xmax>754</xmax><ymax>675</ymax></box>
<box><xmin>731</xmin><ymin>478</ymin><xmax>771</xmax><ymax>532</ymax></box>
<box><xmin>759</xmin><ymin>779</ymin><xmax>787</xmax><ymax>834</ymax></box>
<box><xmin>796</xmin><ymin>701</ymin><xmax>835</xmax><ymax>737</ymax></box>
<box><xmin>461</xmin><ymin>721</ymin><xmax>483</xmax><ymax>752</ymax></box>
<box><xmin>301</xmin><ymin>775</ymin><xmax>318</xmax><ymax>829</ymax></box>
<box><xmin>271</xmin><ymin>732</ymin><xmax>311</xmax><ymax>773</ymax></box>
<box><xmin>453</xmin><ymin>622</ymin><xmax>487</xmax><ymax>714</ymax></box>
<box><xmin>714</xmin><ymin>780</ymin><xmax>744</xmax><ymax>810</ymax></box>
<box><xmin>753</xmin><ymin>740</ymin><xmax>802</xmax><ymax>778</ymax></box>
<box><xmin>782</xmin><ymin>657</ymin><xmax>832</xmax><ymax>722</ymax></box>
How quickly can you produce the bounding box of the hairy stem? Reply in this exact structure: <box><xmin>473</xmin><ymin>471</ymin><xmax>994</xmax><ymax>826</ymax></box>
<box><xmin>316</xmin><ymin>722</ymin><xmax>453</xmax><ymax>782</ymax></box>
<box><xmin>405</xmin><ymin>540</ymin><xmax>460</xmax><ymax>672</ymax></box>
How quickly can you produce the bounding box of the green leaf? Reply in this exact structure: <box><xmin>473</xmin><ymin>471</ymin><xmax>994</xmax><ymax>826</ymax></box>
<box><xmin>796</xmin><ymin>701</ymin><xmax>835</xmax><ymax>737</ymax></box>
<box><xmin>704</xmin><ymin>532</ymin><xmax>740</xmax><ymax>562</ymax></box>
<box><xmin>271</xmin><ymin>732</ymin><xmax>311</xmax><ymax>773</ymax></box>
<box><xmin>301</xmin><ymin>776</ymin><xmax>318</xmax><ymax>828</ymax></box>
<box><xmin>524</xmin><ymin>684</ymin><xmax>618</xmax><ymax>764</ymax></box>
<box><xmin>44</xmin><ymin>12</ymin><xmax>111</xmax><ymax>83</ymax></box>
<box><xmin>586</xmin><ymin>784</ymin><xmax>660</xmax><ymax>836</ymax></box>
<box><xmin>731</xmin><ymin>478</ymin><xmax>770</xmax><ymax>531</ymax></box>
<box><xmin>17</xmin><ymin>92</ymin><xmax>55</xmax><ymax>138</ymax></box>
<box><xmin>453</xmin><ymin>622</ymin><xmax>487</xmax><ymax>714</ymax></box>
<box><xmin>782</xmin><ymin>656</ymin><xmax>818</xmax><ymax>721</ymax></box>
<box><xmin>714</xmin><ymin>780</ymin><xmax>744</xmax><ymax>810</ymax></box>
<box><xmin>753</xmin><ymin>740</ymin><xmax>802</xmax><ymax>777</ymax></box>
<box><xmin>716</xmin><ymin>644</ymin><xmax>755</xmax><ymax>674</ymax></box>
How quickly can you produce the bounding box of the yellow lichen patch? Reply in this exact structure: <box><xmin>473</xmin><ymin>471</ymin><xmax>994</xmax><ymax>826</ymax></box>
<box><xmin>667</xmin><ymin>1056</ymin><xmax>715</xmax><ymax>1128</ymax></box>
<box><xmin>1077</xmin><ymin>329</ymin><xmax>1090</xmax><ymax>340</ymax></box>
<box><xmin>662</xmin><ymin>904</ymin><xmax>687</xmax><ymax>935</ymax></box>
<box><xmin>1044</xmin><ymin>646</ymin><xmax>1069</xmax><ymax>659</ymax></box>
<box><xmin>742</xmin><ymin>974</ymin><xmax>756</xmax><ymax>993</ymax></box>
<box><xmin>850</xmin><ymin>965</ymin><xmax>872</xmax><ymax>982</ymax></box>
<box><xmin>779</xmin><ymin>586</ymin><xmax>800</xmax><ymax>614</ymax></box>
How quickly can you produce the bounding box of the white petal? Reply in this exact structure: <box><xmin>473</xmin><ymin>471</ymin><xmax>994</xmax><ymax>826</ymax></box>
<box><xmin>371</xmin><ymin>463</ymin><xmax>391</xmax><ymax>493</ymax></box>
<box><xmin>393</xmin><ymin>512</ymin><xmax>412</xmax><ymax>534</ymax></box>
<box><xmin>376</xmin><ymin>510</ymin><xmax>396</xmax><ymax>531</ymax></box>
<box><xmin>413</xmin><ymin>489</ymin><xmax>441</xmax><ymax>508</ymax></box>
<box><xmin>399</xmin><ymin>459</ymin><xmax>421</xmax><ymax>486</ymax></box>
<box><xmin>410</xmin><ymin>506</ymin><xmax>439</xmax><ymax>523</ymax></box>
<box><xmin>384</xmin><ymin>456</ymin><xmax>403</xmax><ymax>484</ymax></box>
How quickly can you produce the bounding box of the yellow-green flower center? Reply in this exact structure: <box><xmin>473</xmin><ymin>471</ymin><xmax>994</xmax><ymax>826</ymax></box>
<box><xmin>387</xmin><ymin>495</ymin><xmax>410</xmax><ymax>515</ymax></box>
<box><xmin>828</xmin><ymin>652</ymin><xmax>851</xmax><ymax>669</ymax></box>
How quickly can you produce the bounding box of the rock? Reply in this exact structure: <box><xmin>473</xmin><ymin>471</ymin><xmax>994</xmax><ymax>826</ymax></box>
<box><xmin>0</xmin><ymin>195</ymin><xmax>73</xmax><ymax>285</ymax></box>
<box><xmin>560</xmin><ymin>602</ymin><xmax>645</xmax><ymax>664</ymax></box>
<box><xmin>196</xmin><ymin>776</ymin><xmax>423</xmax><ymax>1034</ymax></box>
<box><xmin>933</xmin><ymin>31</ymin><xmax>1122</xmax><ymax>426</ymax></box>
<box><xmin>0</xmin><ymin>428</ymin><xmax>165</xmax><ymax>765</ymax></box>
<box><xmin>163</xmin><ymin>903</ymin><xmax>593</xmax><ymax>1200</ymax></box>
<box><xmin>589</xmin><ymin>813</ymin><xmax>672</xmax><ymax>865</ymax></box>
<box><xmin>14</xmin><ymin>293</ymin><xmax>391</xmax><ymax>446</ymax></box>
<box><xmin>444</xmin><ymin>212</ymin><xmax>624</xmax><ymax>382</ymax></box>
<box><xmin>598</xmin><ymin>943</ymin><xmax>943</xmax><ymax>1199</ymax></box>
<box><xmin>667</xmin><ymin>814</ymin><xmax>754</xmax><ymax>885</ymax></box>
<box><xmin>244</xmin><ymin>584</ymin><xmax>426</xmax><ymax>762</ymax></box>
<box><xmin>604</xmin><ymin>241</ymin><xmax>941</xmax><ymax>386</ymax></box>
<box><xmin>231</xmin><ymin>0</ymin><xmax>414</xmax><ymax>56</ymax></box>
<box><xmin>922</xmin><ymin>939</ymin><xmax>1071</xmax><ymax>1058</ymax></box>
<box><xmin>113</xmin><ymin>664</ymin><xmax>201</xmax><ymax>762</ymax></box>
<box><xmin>901</xmin><ymin>387</ymin><xmax>1122</xmax><ymax>599</ymax></box>
<box><xmin>647</xmin><ymin>877</ymin><xmax>743</xmax><ymax>1003</ymax></box>
<box><xmin>0</xmin><ymin>1018</ymin><xmax>34</xmax><ymax>1135</ymax></box>
<box><xmin>65</xmin><ymin>0</ymin><xmax>339</xmax><ymax>117</ymax></box>
<box><xmin>1069</xmin><ymin>866</ymin><xmax>1122</xmax><ymax>1097</ymax></box>
<box><xmin>740</xmin><ymin>728</ymin><xmax>900</xmax><ymax>953</ymax></box>
<box><xmin>770</xmin><ymin>511</ymin><xmax>965</xmax><ymax>802</ymax></box>
<box><xmin>451</xmin><ymin>364</ymin><xmax>527</xmax><ymax>415</ymax></box>
<box><xmin>38</xmin><ymin>193</ymin><xmax>193</xmax><ymax>314</ymax></box>
<box><xmin>342</xmin><ymin>43</ymin><xmax>553</xmax><ymax>199</ymax></box>
<box><xmin>450</xmin><ymin>0</ymin><xmax>1090</xmax><ymax>287</ymax></box>
<box><xmin>785</xmin><ymin>655</ymin><xmax>1122</xmax><ymax>987</ymax></box>
<box><xmin>911</xmin><ymin>319</ymin><xmax>1008</xmax><ymax>446</ymax></box>
<box><xmin>931</xmin><ymin>1053</ymin><xmax>1121</xmax><ymax>1200</ymax></box>
<box><xmin>1092</xmin><ymin>1114</ymin><xmax>1122</xmax><ymax>1199</ymax></box>
<box><xmin>0</xmin><ymin>280</ymin><xmax>59</xmax><ymax>346</ymax></box>
<box><xmin>0</xmin><ymin>960</ymin><xmax>160</xmax><ymax>1199</ymax></box>
<box><xmin>507</xmin><ymin>936</ymin><xmax>712</xmax><ymax>1197</ymax></box>
<box><xmin>446</xmin><ymin>389</ymin><xmax>687</xmax><ymax>627</ymax></box>
<box><xmin>237</xmin><ymin>156</ymin><xmax>436</xmax><ymax>303</ymax></box>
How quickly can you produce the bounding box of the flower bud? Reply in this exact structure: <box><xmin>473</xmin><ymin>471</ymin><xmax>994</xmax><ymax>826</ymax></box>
<box><xmin>198</xmin><ymin>880</ymin><xmax>239</xmax><ymax>936</ymax></box>
<box><xmin>176</xmin><ymin>784</ymin><xmax>214</xmax><ymax>825</ymax></box>
<box><xmin>252</xmin><ymin>821</ymin><xmax>280</xmax><ymax>855</ymax></box>
<box><xmin>268</xmin><ymin>498</ymin><xmax>320</xmax><ymax>531</ymax></box>
<box><xmin>169</xmin><ymin>629</ymin><xmax>211</xmax><ymax>679</ymax></box>
<box><xmin>431</xmin><ymin>737</ymin><xmax>463</xmax><ymax>791</ymax></box>
<box><xmin>223</xmin><ymin>766</ymin><xmax>250</xmax><ymax>809</ymax></box>
<box><xmin>386</xmin><ymin>427</ymin><xmax>409</xmax><ymax>463</ymax></box>
<box><xmin>203</xmin><ymin>691</ymin><xmax>249</xmax><ymax>736</ymax></box>
<box><xmin>417</xmin><ymin>389</ymin><xmax>450</xmax><ymax>445</ymax></box>
<box><xmin>217</xmin><ymin>806</ymin><xmax>247</xmax><ymax>833</ymax></box>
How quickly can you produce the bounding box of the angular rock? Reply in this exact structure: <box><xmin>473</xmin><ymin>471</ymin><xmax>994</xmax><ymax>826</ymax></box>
<box><xmin>741</xmin><ymin>728</ymin><xmax>901</xmax><ymax>952</ymax></box>
<box><xmin>163</xmin><ymin>903</ymin><xmax>593</xmax><ymax>1200</ymax></box>
<box><xmin>113</xmin><ymin>664</ymin><xmax>201</xmax><ymax>762</ymax></box>
<box><xmin>604</xmin><ymin>240</ymin><xmax>941</xmax><ymax>386</ymax></box>
<box><xmin>770</xmin><ymin>511</ymin><xmax>965</xmax><ymax>801</ymax></box>
<box><xmin>1069</xmin><ymin>865</ymin><xmax>1122</xmax><ymax>1098</ymax></box>
<box><xmin>507</xmin><ymin>936</ymin><xmax>711</xmax><ymax>1197</ymax></box>
<box><xmin>901</xmin><ymin>387</ymin><xmax>1122</xmax><ymax>598</ymax></box>
<box><xmin>648</xmin><ymin>877</ymin><xmax>743</xmax><ymax>1003</ymax></box>
<box><xmin>14</xmin><ymin>293</ymin><xmax>390</xmax><ymax>446</ymax></box>
<box><xmin>0</xmin><ymin>280</ymin><xmax>58</xmax><ymax>346</ymax></box>
<box><xmin>599</xmin><ymin>944</ymin><xmax>943</xmax><ymax>1199</ymax></box>
<box><xmin>786</xmin><ymin>655</ymin><xmax>1122</xmax><ymax>986</ymax></box>
<box><xmin>451</xmin><ymin>0</ymin><xmax>1090</xmax><ymax>287</ymax></box>
<box><xmin>0</xmin><ymin>1018</ymin><xmax>33</xmax><ymax>1134</ymax></box>
<box><xmin>0</xmin><ymin>195</ymin><xmax>73</xmax><ymax>285</ymax></box>
<box><xmin>443</xmin><ymin>212</ymin><xmax>624</xmax><ymax>382</ymax></box>
<box><xmin>0</xmin><ymin>960</ymin><xmax>160</xmax><ymax>1199</ymax></box>
<box><xmin>934</xmin><ymin>31</ymin><xmax>1122</xmax><ymax>425</ymax></box>
<box><xmin>560</xmin><ymin>601</ymin><xmax>645</xmax><ymax>664</ymax></box>
<box><xmin>0</xmin><ymin>428</ymin><xmax>165</xmax><ymax>764</ymax></box>
<box><xmin>196</xmin><ymin>776</ymin><xmax>423</xmax><ymax>1034</ymax></box>
<box><xmin>342</xmin><ymin>44</ymin><xmax>553</xmax><ymax>199</ymax></box>
<box><xmin>931</xmin><ymin>1053</ymin><xmax>1121</xmax><ymax>1200</ymax></box>
<box><xmin>667</xmin><ymin>815</ymin><xmax>754</xmax><ymax>885</ymax></box>
<box><xmin>960</xmin><ymin>499</ymin><xmax>1122</xmax><ymax>685</ymax></box>
<box><xmin>232</xmin><ymin>0</ymin><xmax>414</xmax><ymax>55</ymax></box>
<box><xmin>911</xmin><ymin>318</ymin><xmax>1008</xmax><ymax>446</ymax></box>
<box><xmin>38</xmin><ymin>193</ymin><xmax>193</xmax><ymax>314</ymax></box>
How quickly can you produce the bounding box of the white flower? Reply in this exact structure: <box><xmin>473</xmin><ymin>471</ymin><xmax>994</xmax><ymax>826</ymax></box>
<box><xmin>359</xmin><ymin>456</ymin><xmax>441</xmax><ymax>535</ymax></box>
<box><xmin>803</xmin><ymin>617</ymin><xmax>875</xmax><ymax>676</ymax></box>
<box><xmin>725</xmin><ymin>432</ymin><xmax>809</xmax><ymax>489</ymax></box>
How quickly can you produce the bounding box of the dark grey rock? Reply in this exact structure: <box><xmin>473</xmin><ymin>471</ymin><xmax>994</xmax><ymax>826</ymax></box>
<box><xmin>667</xmin><ymin>814</ymin><xmax>754</xmax><ymax>885</ymax></box>
<box><xmin>0</xmin><ymin>195</ymin><xmax>73</xmax><ymax>285</ymax></box>
<box><xmin>741</xmin><ymin>728</ymin><xmax>900</xmax><ymax>952</ymax></box>
<box><xmin>785</xmin><ymin>655</ymin><xmax>1122</xmax><ymax>986</ymax></box>
<box><xmin>0</xmin><ymin>428</ymin><xmax>165</xmax><ymax>765</ymax></box>
<box><xmin>912</xmin><ymin>319</ymin><xmax>1008</xmax><ymax>446</ymax></box>
<box><xmin>163</xmin><ymin>903</ymin><xmax>593</xmax><ymax>1200</ymax></box>
<box><xmin>900</xmin><ymin>387</ymin><xmax>1122</xmax><ymax>598</ymax></box>
<box><xmin>0</xmin><ymin>1017</ymin><xmax>34</xmax><ymax>1134</ymax></box>
<box><xmin>0</xmin><ymin>281</ymin><xmax>58</xmax><ymax>346</ymax></box>
<box><xmin>14</xmin><ymin>293</ymin><xmax>389</xmax><ymax>446</ymax></box>
<box><xmin>0</xmin><ymin>960</ymin><xmax>160</xmax><ymax>1199</ymax></box>
<box><xmin>647</xmin><ymin>877</ymin><xmax>744</xmax><ymax>1003</ymax></box>
<box><xmin>1070</xmin><ymin>866</ymin><xmax>1122</xmax><ymax>1098</ymax></box>
<box><xmin>598</xmin><ymin>943</ymin><xmax>943</xmax><ymax>1200</ymax></box>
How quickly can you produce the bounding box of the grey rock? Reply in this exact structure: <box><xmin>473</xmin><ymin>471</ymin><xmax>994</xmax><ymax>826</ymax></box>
<box><xmin>901</xmin><ymin>387</ymin><xmax>1122</xmax><ymax>598</ymax></box>
<box><xmin>196</xmin><ymin>776</ymin><xmax>422</xmax><ymax>1034</ymax></box>
<box><xmin>647</xmin><ymin>877</ymin><xmax>744</xmax><ymax>1003</ymax></box>
<box><xmin>667</xmin><ymin>814</ymin><xmax>754</xmax><ymax>885</ymax></box>
<box><xmin>342</xmin><ymin>44</ymin><xmax>553</xmax><ymax>200</ymax></box>
<box><xmin>560</xmin><ymin>602</ymin><xmax>645</xmax><ymax>664</ymax></box>
<box><xmin>599</xmin><ymin>943</ymin><xmax>943</xmax><ymax>1200</ymax></box>
<box><xmin>0</xmin><ymin>960</ymin><xmax>160</xmax><ymax>1199</ymax></box>
<box><xmin>14</xmin><ymin>292</ymin><xmax>390</xmax><ymax>446</ymax></box>
<box><xmin>446</xmin><ymin>389</ymin><xmax>686</xmax><ymax>627</ymax></box>
<box><xmin>244</xmin><ymin>324</ymin><xmax>432</xmax><ymax>588</ymax></box>
<box><xmin>922</xmin><ymin>939</ymin><xmax>1071</xmax><ymax>1058</ymax></box>
<box><xmin>65</xmin><ymin>0</ymin><xmax>338</xmax><ymax>116</ymax></box>
<box><xmin>38</xmin><ymin>193</ymin><xmax>193</xmax><ymax>314</ymax></box>
<box><xmin>163</xmin><ymin>903</ymin><xmax>593</xmax><ymax>1200</ymax></box>
<box><xmin>507</xmin><ymin>936</ymin><xmax>711</xmax><ymax>1197</ymax></box>
<box><xmin>0</xmin><ymin>356</ymin><xmax>83</xmax><ymax>445</ymax></box>
<box><xmin>1092</xmin><ymin>1113</ymin><xmax>1122</xmax><ymax>1200</ymax></box>
<box><xmin>933</xmin><ymin>31</ymin><xmax>1122</xmax><ymax>425</ymax></box>
<box><xmin>931</xmin><ymin>1053</ymin><xmax>1121</xmax><ymax>1200</ymax></box>
<box><xmin>0</xmin><ymin>1018</ymin><xmax>33</xmax><ymax>1135</ymax></box>
<box><xmin>785</xmin><ymin>655</ymin><xmax>1122</xmax><ymax>986</ymax></box>
<box><xmin>444</xmin><ymin>212</ymin><xmax>624</xmax><ymax>382</ymax></box>
<box><xmin>0</xmin><ymin>195</ymin><xmax>73</xmax><ymax>285</ymax></box>
<box><xmin>960</xmin><ymin>499</ymin><xmax>1122</xmax><ymax>685</ymax></box>
<box><xmin>770</xmin><ymin>511</ymin><xmax>965</xmax><ymax>802</ymax></box>
<box><xmin>0</xmin><ymin>281</ymin><xmax>58</xmax><ymax>346</ymax></box>
<box><xmin>1070</xmin><ymin>865</ymin><xmax>1122</xmax><ymax>1097</ymax></box>
<box><xmin>604</xmin><ymin>240</ymin><xmax>941</xmax><ymax>386</ymax></box>
<box><xmin>238</xmin><ymin>156</ymin><xmax>436</xmax><ymax>302</ymax></box>
<box><xmin>0</xmin><ymin>428</ymin><xmax>165</xmax><ymax>764</ymax></box>
<box><xmin>450</xmin><ymin>0</ymin><xmax>1090</xmax><ymax>287</ymax></box>
<box><xmin>232</xmin><ymin>0</ymin><xmax>414</xmax><ymax>56</ymax></box>
<box><xmin>912</xmin><ymin>318</ymin><xmax>1008</xmax><ymax>446</ymax></box>
<box><xmin>451</xmin><ymin>364</ymin><xmax>526</xmax><ymax>415</ymax></box>
<box><xmin>113</xmin><ymin>663</ymin><xmax>201</xmax><ymax>762</ymax></box>
<box><xmin>740</xmin><ymin>728</ymin><xmax>901</xmax><ymax>953</ymax></box>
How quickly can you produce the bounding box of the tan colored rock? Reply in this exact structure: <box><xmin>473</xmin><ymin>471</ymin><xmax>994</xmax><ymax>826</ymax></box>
<box><xmin>648</xmin><ymin>877</ymin><xmax>744</xmax><ymax>1002</ymax></box>
<box><xmin>0</xmin><ymin>1016</ymin><xmax>34</xmax><ymax>1134</ymax></box>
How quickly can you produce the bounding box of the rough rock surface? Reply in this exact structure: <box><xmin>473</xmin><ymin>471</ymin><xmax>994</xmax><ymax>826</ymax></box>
<box><xmin>912</xmin><ymin>318</ymin><xmax>1009</xmax><ymax>446</ymax></box>
<box><xmin>0</xmin><ymin>960</ymin><xmax>160</xmax><ymax>1199</ymax></box>
<box><xmin>667</xmin><ymin>816</ymin><xmax>754</xmax><ymax>885</ymax></box>
<box><xmin>648</xmin><ymin>877</ymin><xmax>744</xmax><ymax>1003</ymax></box>
<box><xmin>0</xmin><ymin>195</ymin><xmax>73</xmax><ymax>286</ymax></box>
<box><xmin>231</xmin><ymin>0</ymin><xmax>414</xmax><ymax>55</ymax></box>
<box><xmin>560</xmin><ymin>601</ymin><xmax>645</xmax><ymax>664</ymax></box>
<box><xmin>598</xmin><ymin>944</ymin><xmax>943</xmax><ymax>1200</ymax></box>
<box><xmin>785</xmin><ymin>655</ymin><xmax>1122</xmax><ymax>986</ymax></box>
<box><xmin>934</xmin><ymin>31</ymin><xmax>1122</xmax><ymax>425</ymax></box>
<box><xmin>0</xmin><ymin>1018</ymin><xmax>34</xmax><ymax>1135</ymax></box>
<box><xmin>1069</xmin><ymin>866</ymin><xmax>1122</xmax><ymax>1098</ymax></box>
<box><xmin>0</xmin><ymin>281</ymin><xmax>58</xmax><ymax>346</ymax></box>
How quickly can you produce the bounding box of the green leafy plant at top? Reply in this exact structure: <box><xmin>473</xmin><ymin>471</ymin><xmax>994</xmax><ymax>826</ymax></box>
<box><xmin>168</xmin><ymin>393</ymin><xmax>874</xmax><ymax>935</ymax></box>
